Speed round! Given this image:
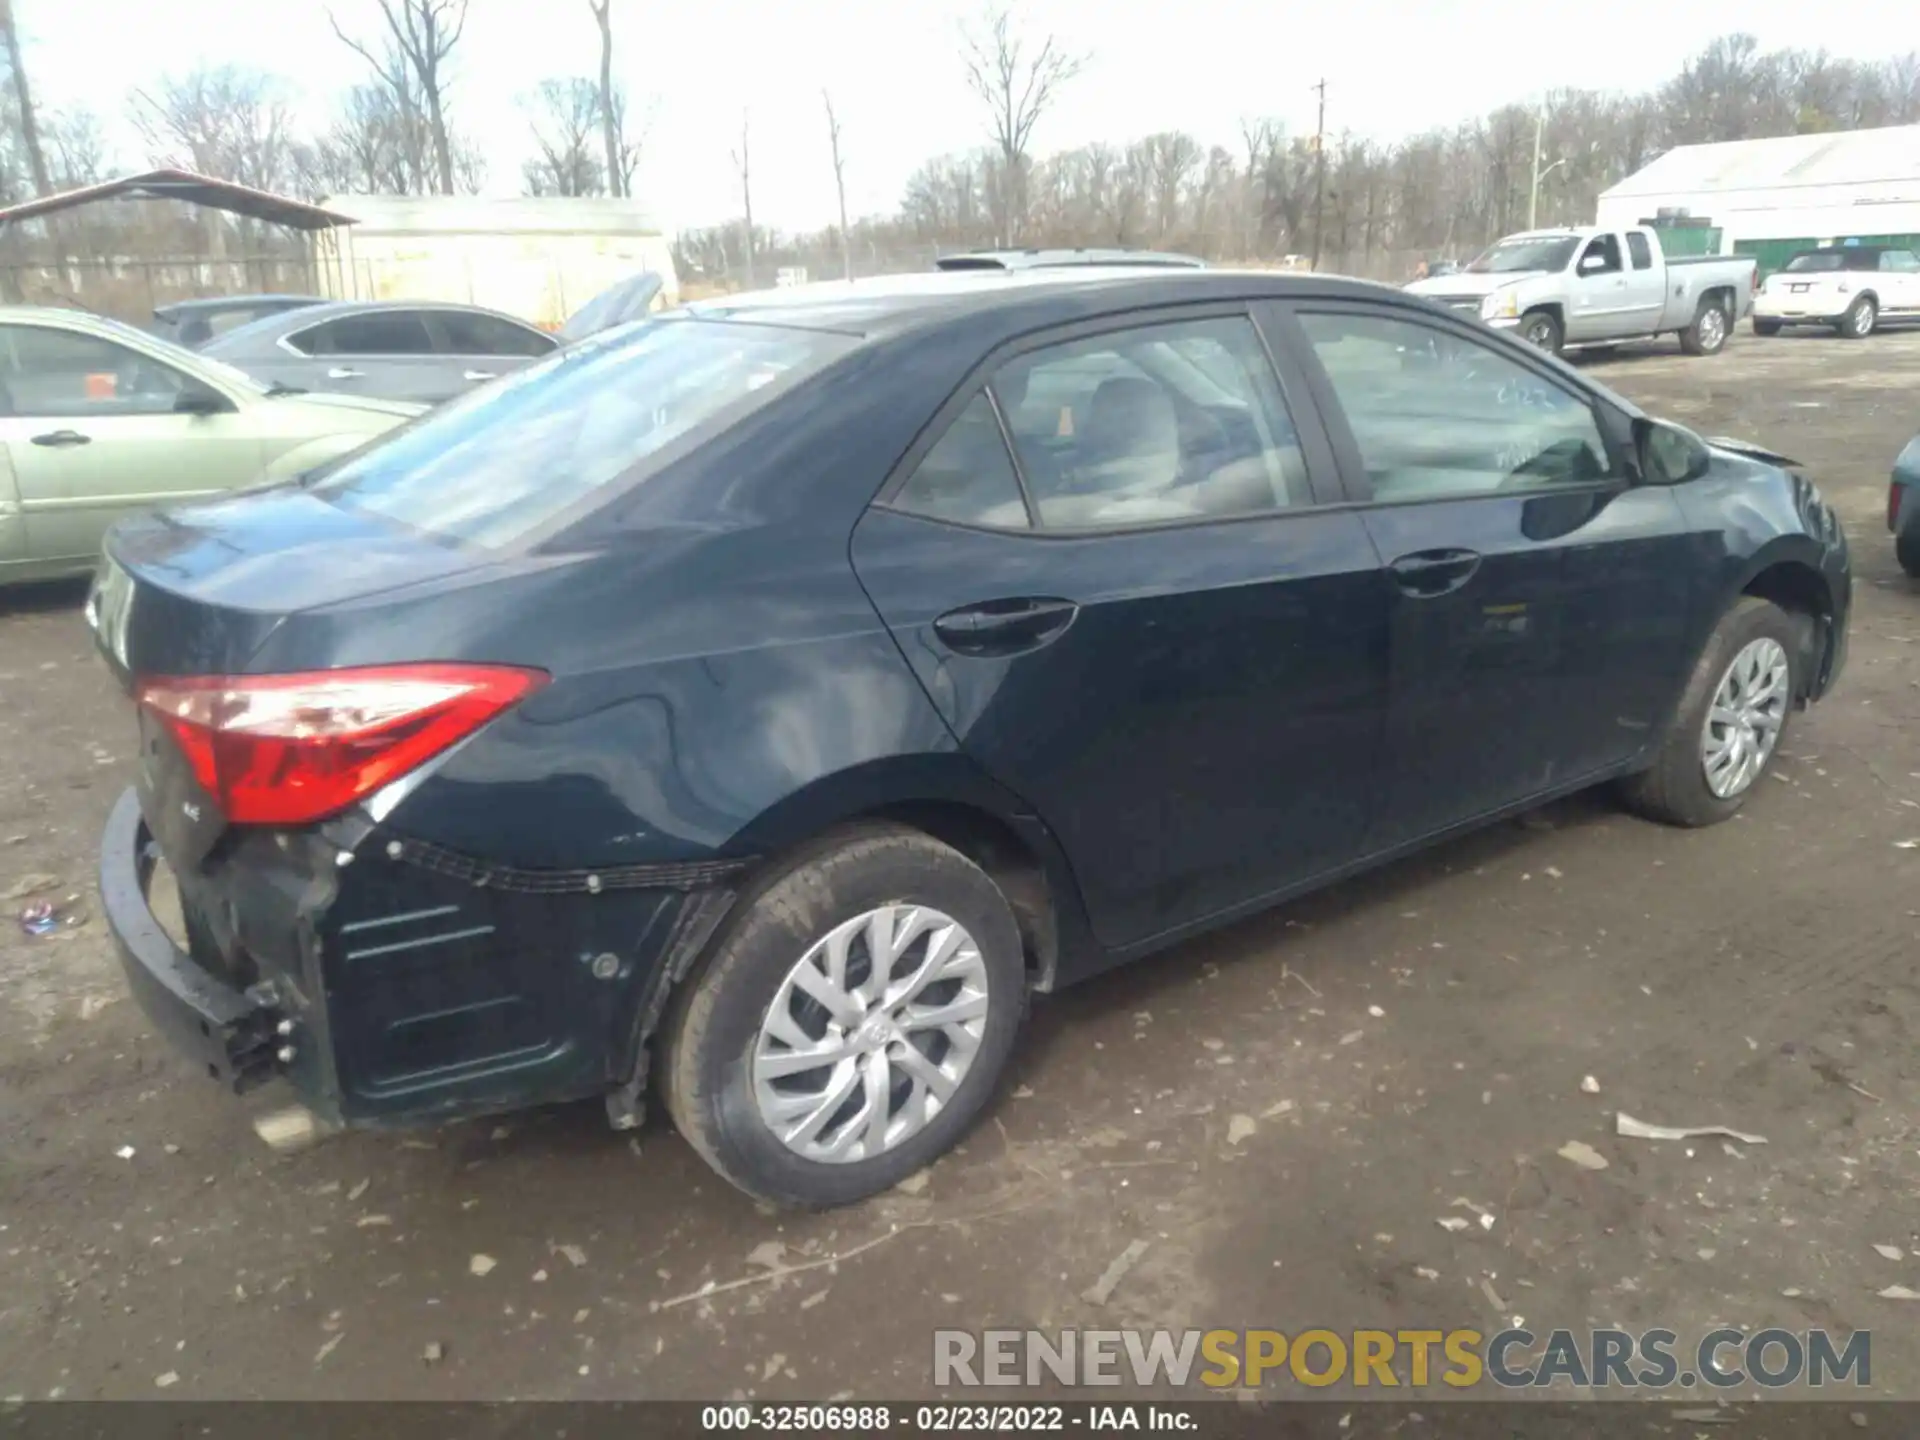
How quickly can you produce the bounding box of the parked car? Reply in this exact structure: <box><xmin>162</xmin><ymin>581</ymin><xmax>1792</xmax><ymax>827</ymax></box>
<box><xmin>1404</xmin><ymin>225</ymin><xmax>1757</xmax><ymax>357</ymax></box>
<box><xmin>92</xmin><ymin>269</ymin><xmax>1850</xmax><ymax>1208</ymax></box>
<box><xmin>201</xmin><ymin>299</ymin><xmax>561</xmax><ymax>405</ymax></box>
<box><xmin>935</xmin><ymin>248</ymin><xmax>1206</xmax><ymax>272</ymax></box>
<box><xmin>1752</xmin><ymin>245</ymin><xmax>1920</xmax><ymax>339</ymax></box>
<box><xmin>148</xmin><ymin>294</ymin><xmax>326</xmax><ymax>349</ymax></box>
<box><xmin>1893</xmin><ymin>432</ymin><xmax>1920</xmax><ymax>577</ymax></box>
<box><xmin>0</xmin><ymin>306</ymin><xmax>418</xmax><ymax>586</ymax></box>
<box><xmin>558</xmin><ymin>271</ymin><xmax>665</xmax><ymax>343</ymax></box>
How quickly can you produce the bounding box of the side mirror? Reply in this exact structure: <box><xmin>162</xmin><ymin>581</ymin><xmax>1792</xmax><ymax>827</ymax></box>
<box><xmin>173</xmin><ymin>385</ymin><xmax>231</xmax><ymax>417</ymax></box>
<box><xmin>1637</xmin><ymin>418</ymin><xmax>1711</xmax><ymax>485</ymax></box>
<box><xmin>1578</xmin><ymin>254</ymin><xmax>1605</xmax><ymax>274</ymax></box>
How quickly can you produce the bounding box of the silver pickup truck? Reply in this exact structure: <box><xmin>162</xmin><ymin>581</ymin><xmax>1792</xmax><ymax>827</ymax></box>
<box><xmin>1404</xmin><ymin>226</ymin><xmax>1757</xmax><ymax>358</ymax></box>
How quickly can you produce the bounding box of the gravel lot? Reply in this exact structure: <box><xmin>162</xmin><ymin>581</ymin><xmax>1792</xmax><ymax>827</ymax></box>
<box><xmin>2</xmin><ymin>328</ymin><xmax>1917</xmax><ymax>1403</ymax></box>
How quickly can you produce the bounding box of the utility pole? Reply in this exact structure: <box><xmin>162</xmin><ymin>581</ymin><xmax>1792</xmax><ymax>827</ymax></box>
<box><xmin>1528</xmin><ymin>105</ymin><xmax>1544</xmax><ymax>229</ymax></box>
<box><xmin>1310</xmin><ymin>77</ymin><xmax>1327</xmax><ymax>271</ymax></box>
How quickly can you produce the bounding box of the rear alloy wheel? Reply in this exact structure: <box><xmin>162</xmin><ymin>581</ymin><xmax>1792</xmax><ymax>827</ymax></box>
<box><xmin>661</xmin><ymin>824</ymin><xmax>1026</xmax><ymax>1208</ymax></box>
<box><xmin>1618</xmin><ymin>596</ymin><xmax>1802</xmax><ymax>827</ymax></box>
<box><xmin>1838</xmin><ymin>295</ymin><xmax>1877</xmax><ymax>339</ymax></box>
<box><xmin>1752</xmin><ymin>318</ymin><xmax>1781</xmax><ymax>337</ymax></box>
<box><xmin>1679</xmin><ymin>299</ymin><xmax>1729</xmax><ymax>355</ymax></box>
<box><xmin>1520</xmin><ymin>310</ymin><xmax>1563</xmax><ymax>355</ymax></box>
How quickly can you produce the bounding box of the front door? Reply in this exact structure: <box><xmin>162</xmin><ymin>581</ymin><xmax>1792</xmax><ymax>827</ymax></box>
<box><xmin>852</xmin><ymin>308</ymin><xmax>1390</xmax><ymax>950</ymax></box>
<box><xmin>1284</xmin><ymin>303</ymin><xmax>1697</xmax><ymax>850</ymax></box>
<box><xmin>1566</xmin><ymin>232</ymin><xmax>1630</xmax><ymax>340</ymax></box>
<box><xmin>0</xmin><ymin>320</ymin><xmax>264</xmax><ymax>567</ymax></box>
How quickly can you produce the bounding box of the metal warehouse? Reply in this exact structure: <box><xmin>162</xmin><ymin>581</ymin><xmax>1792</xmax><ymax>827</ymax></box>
<box><xmin>1596</xmin><ymin>123</ymin><xmax>1920</xmax><ymax>277</ymax></box>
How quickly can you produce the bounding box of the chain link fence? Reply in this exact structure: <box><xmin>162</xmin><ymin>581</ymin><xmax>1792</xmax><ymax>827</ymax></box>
<box><xmin>0</xmin><ymin>254</ymin><xmax>320</xmax><ymax>325</ymax></box>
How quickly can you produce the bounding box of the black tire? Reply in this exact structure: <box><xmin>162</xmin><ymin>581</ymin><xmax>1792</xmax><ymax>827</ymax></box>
<box><xmin>1617</xmin><ymin>596</ymin><xmax>1802</xmax><ymax>828</ymax></box>
<box><xmin>1898</xmin><ymin>530</ymin><xmax>1920</xmax><ymax>579</ymax></box>
<box><xmin>1837</xmin><ymin>295</ymin><xmax>1877</xmax><ymax>339</ymax></box>
<box><xmin>1678</xmin><ymin>297</ymin><xmax>1729</xmax><ymax>355</ymax></box>
<box><xmin>660</xmin><ymin>823</ymin><xmax>1026</xmax><ymax>1208</ymax></box>
<box><xmin>1752</xmin><ymin>318</ymin><xmax>1782</xmax><ymax>337</ymax></box>
<box><xmin>1519</xmin><ymin>310</ymin><xmax>1563</xmax><ymax>356</ymax></box>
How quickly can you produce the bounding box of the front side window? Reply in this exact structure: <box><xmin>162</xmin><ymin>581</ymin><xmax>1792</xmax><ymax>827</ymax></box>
<box><xmin>1626</xmin><ymin>232</ymin><xmax>1653</xmax><ymax>270</ymax></box>
<box><xmin>310</xmin><ymin>317</ymin><xmax>851</xmax><ymax>547</ymax></box>
<box><xmin>1578</xmin><ymin>234</ymin><xmax>1622</xmax><ymax>275</ymax></box>
<box><xmin>292</xmin><ymin>313</ymin><xmax>436</xmax><ymax>357</ymax></box>
<box><xmin>987</xmin><ymin>315</ymin><xmax>1308</xmax><ymax>530</ymax></box>
<box><xmin>0</xmin><ymin>324</ymin><xmax>197</xmax><ymax>418</ymax></box>
<box><xmin>1299</xmin><ymin>310</ymin><xmax>1615</xmax><ymax>502</ymax></box>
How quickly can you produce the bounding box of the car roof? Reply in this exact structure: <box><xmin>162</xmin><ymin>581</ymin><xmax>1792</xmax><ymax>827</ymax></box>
<box><xmin>154</xmin><ymin>294</ymin><xmax>323</xmax><ymax>317</ymax></box>
<box><xmin>934</xmin><ymin>247</ymin><xmax>1206</xmax><ymax>271</ymax></box>
<box><xmin>680</xmin><ymin>267</ymin><xmax>1404</xmax><ymax>339</ymax></box>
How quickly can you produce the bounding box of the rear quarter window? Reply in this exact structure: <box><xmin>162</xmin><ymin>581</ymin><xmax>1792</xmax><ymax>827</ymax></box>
<box><xmin>308</xmin><ymin>317</ymin><xmax>852</xmax><ymax>548</ymax></box>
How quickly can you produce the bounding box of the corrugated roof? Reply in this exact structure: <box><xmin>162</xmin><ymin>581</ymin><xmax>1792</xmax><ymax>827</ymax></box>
<box><xmin>320</xmin><ymin>194</ymin><xmax>663</xmax><ymax>236</ymax></box>
<box><xmin>0</xmin><ymin>168</ymin><xmax>355</xmax><ymax>230</ymax></box>
<box><xmin>1601</xmin><ymin>124</ymin><xmax>1920</xmax><ymax>198</ymax></box>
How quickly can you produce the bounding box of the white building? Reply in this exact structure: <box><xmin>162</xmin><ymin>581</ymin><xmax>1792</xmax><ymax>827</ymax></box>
<box><xmin>1596</xmin><ymin>124</ymin><xmax>1920</xmax><ymax>273</ymax></box>
<box><xmin>312</xmin><ymin>195</ymin><xmax>679</xmax><ymax>330</ymax></box>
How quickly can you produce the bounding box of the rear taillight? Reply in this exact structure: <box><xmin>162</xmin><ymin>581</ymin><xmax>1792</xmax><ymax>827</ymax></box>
<box><xmin>135</xmin><ymin>663</ymin><xmax>548</xmax><ymax>827</ymax></box>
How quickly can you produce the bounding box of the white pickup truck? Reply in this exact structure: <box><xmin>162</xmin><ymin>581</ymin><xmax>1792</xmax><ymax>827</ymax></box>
<box><xmin>1404</xmin><ymin>225</ymin><xmax>1757</xmax><ymax>358</ymax></box>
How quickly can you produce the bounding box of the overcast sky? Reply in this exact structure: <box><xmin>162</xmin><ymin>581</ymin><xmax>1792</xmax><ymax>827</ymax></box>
<box><xmin>15</xmin><ymin>0</ymin><xmax>1904</xmax><ymax>233</ymax></box>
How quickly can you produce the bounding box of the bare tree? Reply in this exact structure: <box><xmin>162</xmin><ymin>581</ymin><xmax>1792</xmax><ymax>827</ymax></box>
<box><xmin>331</xmin><ymin>0</ymin><xmax>468</xmax><ymax>194</ymax></box>
<box><xmin>132</xmin><ymin>66</ymin><xmax>298</xmax><ymax>193</ymax></box>
<box><xmin>522</xmin><ymin>78</ymin><xmax>604</xmax><ymax>196</ymax></box>
<box><xmin>45</xmin><ymin>107</ymin><xmax>105</xmax><ymax>188</ymax></box>
<box><xmin>587</xmin><ymin>0</ymin><xmax>623</xmax><ymax>197</ymax></box>
<box><xmin>823</xmin><ymin>91</ymin><xmax>851</xmax><ymax>280</ymax></box>
<box><xmin>732</xmin><ymin>110</ymin><xmax>755</xmax><ymax>287</ymax></box>
<box><xmin>0</xmin><ymin>0</ymin><xmax>52</xmax><ymax>196</ymax></box>
<box><xmin>960</xmin><ymin>3</ymin><xmax>1084</xmax><ymax>244</ymax></box>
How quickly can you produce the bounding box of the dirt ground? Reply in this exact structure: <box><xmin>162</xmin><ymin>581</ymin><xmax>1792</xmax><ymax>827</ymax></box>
<box><xmin>1</xmin><ymin>327</ymin><xmax>1917</xmax><ymax>1406</ymax></box>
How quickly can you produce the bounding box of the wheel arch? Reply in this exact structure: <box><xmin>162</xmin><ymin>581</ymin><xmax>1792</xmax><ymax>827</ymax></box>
<box><xmin>1734</xmin><ymin>546</ymin><xmax>1838</xmax><ymax>699</ymax></box>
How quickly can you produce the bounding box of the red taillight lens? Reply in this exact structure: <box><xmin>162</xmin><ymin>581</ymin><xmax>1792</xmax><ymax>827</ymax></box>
<box><xmin>135</xmin><ymin>663</ymin><xmax>548</xmax><ymax>827</ymax></box>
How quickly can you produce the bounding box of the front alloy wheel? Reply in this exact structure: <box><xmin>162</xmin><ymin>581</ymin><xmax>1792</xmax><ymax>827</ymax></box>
<box><xmin>1700</xmin><ymin>637</ymin><xmax>1789</xmax><ymax>799</ymax></box>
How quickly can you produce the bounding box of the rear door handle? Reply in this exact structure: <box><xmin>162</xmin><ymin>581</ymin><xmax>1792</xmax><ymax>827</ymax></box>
<box><xmin>325</xmin><ymin>366</ymin><xmax>364</xmax><ymax>380</ymax></box>
<box><xmin>463</xmin><ymin>369</ymin><xmax>495</xmax><ymax>382</ymax></box>
<box><xmin>933</xmin><ymin>597</ymin><xmax>1079</xmax><ymax>657</ymax></box>
<box><xmin>30</xmin><ymin>429</ymin><xmax>90</xmax><ymax>447</ymax></box>
<box><xmin>1387</xmin><ymin>547</ymin><xmax>1482</xmax><ymax>598</ymax></box>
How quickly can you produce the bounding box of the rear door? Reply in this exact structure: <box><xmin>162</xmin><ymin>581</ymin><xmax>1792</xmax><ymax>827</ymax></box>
<box><xmin>0</xmin><ymin>319</ymin><xmax>264</xmax><ymax>567</ymax></box>
<box><xmin>1282</xmin><ymin>301</ymin><xmax>1697</xmax><ymax>850</ymax></box>
<box><xmin>852</xmin><ymin>305</ymin><xmax>1390</xmax><ymax>951</ymax></box>
<box><xmin>1619</xmin><ymin>230</ymin><xmax>1666</xmax><ymax>332</ymax></box>
<box><xmin>288</xmin><ymin>310</ymin><xmax>452</xmax><ymax>404</ymax></box>
<box><xmin>423</xmin><ymin>310</ymin><xmax>558</xmax><ymax>393</ymax></box>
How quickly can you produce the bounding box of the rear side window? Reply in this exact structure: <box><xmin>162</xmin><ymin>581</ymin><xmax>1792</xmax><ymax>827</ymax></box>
<box><xmin>310</xmin><ymin>317</ymin><xmax>851</xmax><ymax>547</ymax></box>
<box><xmin>893</xmin><ymin>394</ymin><xmax>1030</xmax><ymax>529</ymax></box>
<box><xmin>432</xmin><ymin>312</ymin><xmax>557</xmax><ymax>358</ymax></box>
<box><xmin>1879</xmin><ymin>250</ymin><xmax>1920</xmax><ymax>272</ymax></box>
<box><xmin>1626</xmin><ymin>233</ymin><xmax>1653</xmax><ymax>270</ymax></box>
<box><xmin>292</xmin><ymin>313</ymin><xmax>435</xmax><ymax>357</ymax></box>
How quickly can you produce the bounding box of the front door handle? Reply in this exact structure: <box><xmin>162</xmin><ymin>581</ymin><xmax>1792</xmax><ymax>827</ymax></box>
<box><xmin>463</xmin><ymin>369</ymin><xmax>495</xmax><ymax>382</ymax></box>
<box><xmin>1387</xmin><ymin>548</ymin><xmax>1482</xmax><ymax>598</ymax></box>
<box><xmin>30</xmin><ymin>429</ymin><xmax>90</xmax><ymax>447</ymax></box>
<box><xmin>932</xmin><ymin>597</ymin><xmax>1079</xmax><ymax>657</ymax></box>
<box><xmin>325</xmin><ymin>366</ymin><xmax>364</xmax><ymax>380</ymax></box>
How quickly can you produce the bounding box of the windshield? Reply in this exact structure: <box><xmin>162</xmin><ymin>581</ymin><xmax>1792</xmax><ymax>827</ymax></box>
<box><xmin>1467</xmin><ymin>236</ymin><xmax>1580</xmax><ymax>274</ymax></box>
<box><xmin>309</xmin><ymin>316</ymin><xmax>853</xmax><ymax>547</ymax></box>
<box><xmin>1782</xmin><ymin>250</ymin><xmax>1872</xmax><ymax>273</ymax></box>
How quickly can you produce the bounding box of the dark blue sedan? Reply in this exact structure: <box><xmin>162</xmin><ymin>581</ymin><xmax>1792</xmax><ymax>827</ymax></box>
<box><xmin>90</xmin><ymin>269</ymin><xmax>1851</xmax><ymax>1207</ymax></box>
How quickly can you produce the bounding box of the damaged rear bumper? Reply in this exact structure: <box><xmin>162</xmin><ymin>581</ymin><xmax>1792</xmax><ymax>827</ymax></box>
<box><xmin>99</xmin><ymin>785</ymin><xmax>749</xmax><ymax>1132</ymax></box>
<box><xmin>99</xmin><ymin>787</ymin><xmax>284</xmax><ymax>1092</ymax></box>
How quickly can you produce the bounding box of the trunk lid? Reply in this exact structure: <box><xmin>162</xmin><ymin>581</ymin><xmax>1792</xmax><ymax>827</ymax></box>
<box><xmin>89</xmin><ymin>487</ymin><xmax>490</xmax><ymax>869</ymax></box>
